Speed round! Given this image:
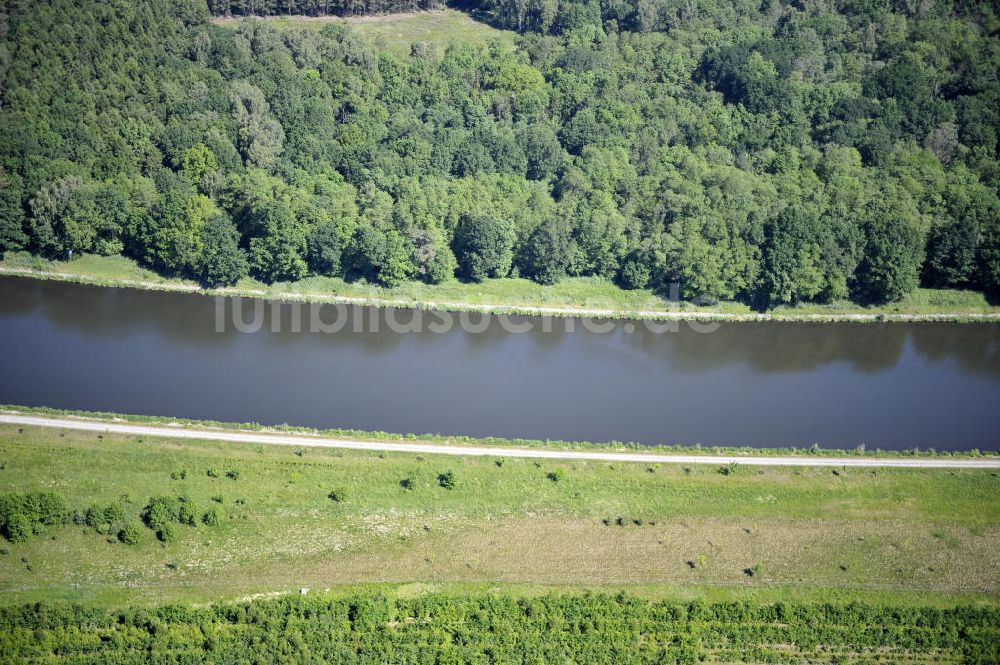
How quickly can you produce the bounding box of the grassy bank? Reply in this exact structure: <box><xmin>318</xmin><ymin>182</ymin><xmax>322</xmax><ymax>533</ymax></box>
<box><xmin>3</xmin><ymin>252</ymin><xmax>1000</xmax><ymax>322</ymax></box>
<box><xmin>1</xmin><ymin>422</ymin><xmax>998</xmax><ymax>608</ymax></box>
<box><xmin>5</xmin><ymin>405</ymin><xmax>997</xmax><ymax>459</ymax></box>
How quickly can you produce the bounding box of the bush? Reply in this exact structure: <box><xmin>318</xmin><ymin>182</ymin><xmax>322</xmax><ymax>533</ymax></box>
<box><xmin>118</xmin><ymin>521</ymin><xmax>143</xmax><ymax>545</ymax></box>
<box><xmin>225</xmin><ymin>470</ymin><xmax>240</xmax><ymax>480</ymax></box>
<box><xmin>142</xmin><ymin>497</ymin><xmax>179</xmax><ymax>532</ymax></box>
<box><xmin>4</xmin><ymin>513</ymin><xmax>32</xmax><ymax>543</ymax></box>
<box><xmin>438</xmin><ymin>471</ymin><xmax>456</xmax><ymax>490</ymax></box>
<box><xmin>201</xmin><ymin>508</ymin><xmax>220</xmax><ymax>527</ymax></box>
<box><xmin>0</xmin><ymin>492</ymin><xmax>67</xmax><ymax>542</ymax></box>
<box><xmin>547</xmin><ymin>470</ymin><xmax>566</xmax><ymax>482</ymax></box>
<box><xmin>84</xmin><ymin>505</ymin><xmax>104</xmax><ymax>528</ymax></box>
<box><xmin>328</xmin><ymin>489</ymin><xmax>345</xmax><ymax>503</ymax></box>
<box><xmin>178</xmin><ymin>502</ymin><xmax>200</xmax><ymax>527</ymax></box>
<box><xmin>104</xmin><ymin>503</ymin><xmax>124</xmax><ymax>524</ymax></box>
<box><xmin>157</xmin><ymin>523</ymin><xmax>176</xmax><ymax>543</ymax></box>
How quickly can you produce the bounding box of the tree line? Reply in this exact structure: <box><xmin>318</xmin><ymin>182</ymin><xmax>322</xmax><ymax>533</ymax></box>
<box><xmin>0</xmin><ymin>0</ymin><xmax>998</xmax><ymax>308</ymax></box>
<box><xmin>1</xmin><ymin>593</ymin><xmax>998</xmax><ymax>662</ymax></box>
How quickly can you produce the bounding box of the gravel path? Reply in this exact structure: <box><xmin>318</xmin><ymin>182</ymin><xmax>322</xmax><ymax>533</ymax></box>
<box><xmin>3</xmin><ymin>414</ymin><xmax>997</xmax><ymax>468</ymax></box>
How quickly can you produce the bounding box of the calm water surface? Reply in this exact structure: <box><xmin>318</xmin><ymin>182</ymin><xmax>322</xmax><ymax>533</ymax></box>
<box><xmin>1</xmin><ymin>276</ymin><xmax>998</xmax><ymax>450</ymax></box>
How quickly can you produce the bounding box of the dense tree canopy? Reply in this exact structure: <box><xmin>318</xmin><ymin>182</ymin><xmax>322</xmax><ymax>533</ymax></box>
<box><xmin>1</xmin><ymin>0</ymin><xmax>998</xmax><ymax>305</ymax></box>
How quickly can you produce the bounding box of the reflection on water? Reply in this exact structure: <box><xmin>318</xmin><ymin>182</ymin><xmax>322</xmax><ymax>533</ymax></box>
<box><xmin>1</xmin><ymin>276</ymin><xmax>998</xmax><ymax>450</ymax></box>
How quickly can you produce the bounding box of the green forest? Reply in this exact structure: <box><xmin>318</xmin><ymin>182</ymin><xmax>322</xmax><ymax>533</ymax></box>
<box><xmin>1</xmin><ymin>0</ymin><xmax>998</xmax><ymax>308</ymax></box>
<box><xmin>3</xmin><ymin>593</ymin><xmax>999</xmax><ymax>663</ymax></box>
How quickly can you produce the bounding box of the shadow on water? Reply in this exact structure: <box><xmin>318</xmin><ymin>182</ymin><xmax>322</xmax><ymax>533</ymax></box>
<box><xmin>1</xmin><ymin>276</ymin><xmax>999</xmax><ymax>450</ymax></box>
<box><xmin>10</xmin><ymin>277</ymin><xmax>996</xmax><ymax>377</ymax></box>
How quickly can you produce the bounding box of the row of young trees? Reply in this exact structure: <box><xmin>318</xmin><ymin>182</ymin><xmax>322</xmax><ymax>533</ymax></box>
<box><xmin>2</xmin><ymin>593</ymin><xmax>998</xmax><ymax>662</ymax></box>
<box><xmin>1</xmin><ymin>0</ymin><xmax>998</xmax><ymax>307</ymax></box>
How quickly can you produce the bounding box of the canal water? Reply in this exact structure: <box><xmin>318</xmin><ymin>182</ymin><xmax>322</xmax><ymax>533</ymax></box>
<box><xmin>1</xmin><ymin>276</ymin><xmax>998</xmax><ymax>450</ymax></box>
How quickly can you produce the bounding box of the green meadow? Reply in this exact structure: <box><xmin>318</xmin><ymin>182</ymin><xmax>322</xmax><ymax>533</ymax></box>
<box><xmin>1</xmin><ymin>423</ymin><xmax>998</xmax><ymax>608</ymax></box>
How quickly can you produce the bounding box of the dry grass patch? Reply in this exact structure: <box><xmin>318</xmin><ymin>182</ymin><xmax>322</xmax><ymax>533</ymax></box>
<box><xmin>252</xmin><ymin>515</ymin><xmax>1000</xmax><ymax>594</ymax></box>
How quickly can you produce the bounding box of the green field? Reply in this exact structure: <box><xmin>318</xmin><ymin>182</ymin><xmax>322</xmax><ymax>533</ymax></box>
<box><xmin>1</xmin><ymin>423</ymin><xmax>998</xmax><ymax>609</ymax></box>
<box><xmin>212</xmin><ymin>8</ymin><xmax>516</xmax><ymax>56</ymax></box>
<box><xmin>4</xmin><ymin>252</ymin><xmax>1000</xmax><ymax>322</ymax></box>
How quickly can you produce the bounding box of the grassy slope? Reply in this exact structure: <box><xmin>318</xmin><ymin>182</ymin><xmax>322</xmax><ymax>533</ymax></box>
<box><xmin>1</xmin><ymin>424</ymin><xmax>998</xmax><ymax>608</ymax></box>
<box><xmin>212</xmin><ymin>8</ymin><xmax>516</xmax><ymax>56</ymax></box>
<box><xmin>3</xmin><ymin>252</ymin><xmax>1000</xmax><ymax>321</ymax></box>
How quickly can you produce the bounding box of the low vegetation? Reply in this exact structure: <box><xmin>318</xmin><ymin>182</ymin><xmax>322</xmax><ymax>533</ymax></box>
<box><xmin>0</xmin><ymin>422</ymin><xmax>998</xmax><ymax>611</ymax></box>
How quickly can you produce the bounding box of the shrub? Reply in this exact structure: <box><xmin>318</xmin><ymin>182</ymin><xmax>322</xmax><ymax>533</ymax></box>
<box><xmin>118</xmin><ymin>521</ymin><xmax>143</xmax><ymax>545</ymax></box>
<box><xmin>178</xmin><ymin>502</ymin><xmax>200</xmax><ymax>527</ymax></box>
<box><xmin>202</xmin><ymin>508</ymin><xmax>220</xmax><ymax>527</ymax></box>
<box><xmin>104</xmin><ymin>503</ymin><xmax>124</xmax><ymax>524</ymax></box>
<box><xmin>84</xmin><ymin>505</ymin><xmax>104</xmax><ymax>528</ymax></box>
<box><xmin>206</xmin><ymin>469</ymin><xmax>219</xmax><ymax>478</ymax></box>
<box><xmin>438</xmin><ymin>471</ymin><xmax>456</xmax><ymax>490</ymax></box>
<box><xmin>142</xmin><ymin>497</ymin><xmax>179</xmax><ymax>532</ymax></box>
<box><xmin>225</xmin><ymin>470</ymin><xmax>240</xmax><ymax>480</ymax></box>
<box><xmin>328</xmin><ymin>489</ymin><xmax>345</xmax><ymax>503</ymax></box>
<box><xmin>0</xmin><ymin>492</ymin><xmax>68</xmax><ymax>542</ymax></box>
<box><xmin>157</xmin><ymin>523</ymin><xmax>176</xmax><ymax>543</ymax></box>
<box><xmin>547</xmin><ymin>470</ymin><xmax>566</xmax><ymax>482</ymax></box>
<box><xmin>4</xmin><ymin>513</ymin><xmax>32</xmax><ymax>543</ymax></box>
<box><xmin>0</xmin><ymin>492</ymin><xmax>67</xmax><ymax>525</ymax></box>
